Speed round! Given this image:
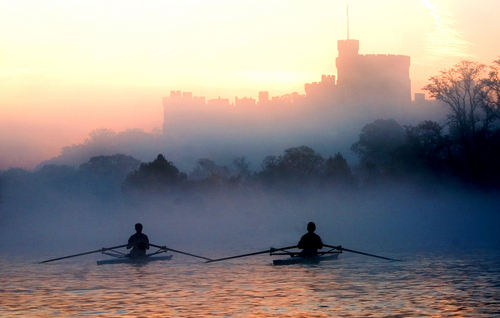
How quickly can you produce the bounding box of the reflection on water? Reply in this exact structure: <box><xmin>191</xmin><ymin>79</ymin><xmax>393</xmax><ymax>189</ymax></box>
<box><xmin>1</xmin><ymin>248</ymin><xmax>499</xmax><ymax>317</ymax></box>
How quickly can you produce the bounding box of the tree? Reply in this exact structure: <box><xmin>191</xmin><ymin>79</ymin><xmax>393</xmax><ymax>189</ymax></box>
<box><xmin>423</xmin><ymin>60</ymin><xmax>500</xmax><ymax>182</ymax></box>
<box><xmin>123</xmin><ymin>154</ymin><xmax>186</xmax><ymax>193</ymax></box>
<box><xmin>351</xmin><ymin>119</ymin><xmax>406</xmax><ymax>175</ymax></box>
<box><xmin>279</xmin><ymin>146</ymin><xmax>325</xmax><ymax>179</ymax></box>
<box><xmin>484</xmin><ymin>58</ymin><xmax>500</xmax><ymax>120</ymax></box>
<box><xmin>324</xmin><ymin>152</ymin><xmax>355</xmax><ymax>187</ymax></box>
<box><xmin>259</xmin><ymin>155</ymin><xmax>280</xmax><ymax>184</ymax></box>
<box><xmin>55</xmin><ymin>128</ymin><xmax>118</xmax><ymax>167</ymax></box>
<box><xmin>259</xmin><ymin>146</ymin><xmax>325</xmax><ymax>185</ymax></box>
<box><xmin>79</xmin><ymin>154</ymin><xmax>141</xmax><ymax>180</ymax></box>
<box><xmin>229</xmin><ymin>156</ymin><xmax>252</xmax><ymax>185</ymax></box>
<box><xmin>393</xmin><ymin>121</ymin><xmax>451</xmax><ymax>177</ymax></box>
<box><xmin>79</xmin><ymin>154</ymin><xmax>141</xmax><ymax>196</ymax></box>
<box><xmin>83</xmin><ymin>128</ymin><xmax>117</xmax><ymax>146</ymax></box>
<box><xmin>114</xmin><ymin>129</ymin><xmax>158</xmax><ymax>154</ymax></box>
<box><xmin>188</xmin><ymin>158</ymin><xmax>231</xmax><ymax>186</ymax></box>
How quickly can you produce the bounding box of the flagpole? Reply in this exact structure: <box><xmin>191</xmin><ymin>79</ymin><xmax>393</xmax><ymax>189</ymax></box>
<box><xmin>347</xmin><ymin>4</ymin><xmax>349</xmax><ymax>40</ymax></box>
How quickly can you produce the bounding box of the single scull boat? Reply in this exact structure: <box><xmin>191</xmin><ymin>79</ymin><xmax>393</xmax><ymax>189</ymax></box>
<box><xmin>94</xmin><ymin>244</ymin><xmax>174</xmax><ymax>265</ymax></box>
<box><xmin>97</xmin><ymin>254</ymin><xmax>173</xmax><ymax>265</ymax></box>
<box><xmin>205</xmin><ymin>245</ymin><xmax>343</xmax><ymax>265</ymax></box>
<box><xmin>272</xmin><ymin>252</ymin><xmax>340</xmax><ymax>266</ymax></box>
<box><xmin>39</xmin><ymin>243</ymin><xmax>212</xmax><ymax>265</ymax></box>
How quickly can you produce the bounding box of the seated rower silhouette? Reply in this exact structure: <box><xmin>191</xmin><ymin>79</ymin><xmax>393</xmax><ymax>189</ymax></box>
<box><xmin>127</xmin><ymin>223</ymin><xmax>150</xmax><ymax>258</ymax></box>
<box><xmin>297</xmin><ymin>222</ymin><xmax>323</xmax><ymax>257</ymax></box>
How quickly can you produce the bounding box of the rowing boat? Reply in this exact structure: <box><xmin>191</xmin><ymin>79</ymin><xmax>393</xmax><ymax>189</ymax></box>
<box><xmin>96</xmin><ymin>254</ymin><xmax>173</xmax><ymax>265</ymax></box>
<box><xmin>41</xmin><ymin>242</ymin><xmax>397</xmax><ymax>265</ymax></box>
<box><xmin>94</xmin><ymin>244</ymin><xmax>177</xmax><ymax>265</ymax></box>
<box><xmin>272</xmin><ymin>252</ymin><xmax>340</xmax><ymax>266</ymax></box>
<box><xmin>205</xmin><ymin>245</ymin><xmax>344</xmax><ymax>265</ymax></box>
<box><xmin>38</xmin><ymin>243</ymin><xmax>210</xmax><ymax>265</ymax></box>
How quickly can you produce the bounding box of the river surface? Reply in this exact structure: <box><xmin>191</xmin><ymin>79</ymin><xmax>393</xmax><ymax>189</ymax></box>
<box><xmin>1</xmin><ymin>247</ymin><xmax>499</xmax><ymax>317</ymax></box>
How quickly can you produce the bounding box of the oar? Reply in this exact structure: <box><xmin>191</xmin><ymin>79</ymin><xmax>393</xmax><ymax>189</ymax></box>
<box><xmin>205</xmin><ymin>245</ymin><xmax>298</xmax><ymax>263</ymax></box>
<box><xmin>39</xmin><ymin>244</ymin><xmax>128</xmax><ymax>264</ymax></box>
<box><xmin>323</xmin><ymin>244</ymin><xmax>401</xmax><ymax>261</ymax></box>
<box><xmin>149</xmin><ymin>244</ymin><xmax>212</xmax><ymax>261</ymax></box>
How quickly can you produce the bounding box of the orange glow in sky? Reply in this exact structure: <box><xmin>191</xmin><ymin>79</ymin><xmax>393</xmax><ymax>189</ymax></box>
<box><xmin>1</xmin><ymin>0</ymin><xmax>499</xmax><ymax>169</ymax></box>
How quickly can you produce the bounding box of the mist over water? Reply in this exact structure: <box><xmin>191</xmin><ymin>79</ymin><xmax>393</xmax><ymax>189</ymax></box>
<box><xmin>1</xmin><ymin>175</ymin><xmax>498</xmax><ymax>261</ymax></box>
<box><xmin>1</xmin><ymin>102</ymin><xmax>499</xmax><ymax>317</ymax></box>
<box><xmin>2</xmin><ymin>3</ymin><xmax>500</xmax><ymax>315</ymax></box>
<box><xmin>0</xmin><ymin>83</ymin><xmax>496</xmax><ymax>260</ymax></box>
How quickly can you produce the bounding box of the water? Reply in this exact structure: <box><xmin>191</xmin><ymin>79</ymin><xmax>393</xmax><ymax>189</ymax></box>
<box><xmin>1</xmin><ymin>248</ymin><xmax>499</xmax><ymax>317</ymax></box>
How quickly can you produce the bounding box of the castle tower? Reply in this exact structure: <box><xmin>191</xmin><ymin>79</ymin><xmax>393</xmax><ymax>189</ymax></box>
<box><xmin>335</xmin><ymin>39</ymin><xmax>411</xmax><ymax>107</ymax></box>
<box><xmin>336</xmin><ymin>39</ymin><xmax>360</xmax><ymax>90</ymax></box>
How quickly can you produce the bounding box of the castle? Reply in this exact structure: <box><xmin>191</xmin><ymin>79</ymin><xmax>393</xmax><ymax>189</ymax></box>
<box><xmin>162</xmin><ymin>38</ymin><xmax>415</xmax><ymax>138</ymax></box>
<box><xmin>306</xmin><ymin>39</ymin><xmax>411</xmax><ymax>106</ymax></box>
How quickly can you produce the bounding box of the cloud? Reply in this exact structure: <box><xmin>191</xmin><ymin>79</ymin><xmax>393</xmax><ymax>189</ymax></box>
<box><xmin>421</xmin><ymin>0</ymin><xmax>474</xmax><ymax>60</ymax></box>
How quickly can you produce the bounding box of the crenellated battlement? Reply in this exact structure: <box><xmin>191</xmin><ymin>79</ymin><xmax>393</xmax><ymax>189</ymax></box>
<box><xmin>164</xmin><ymin>38</ymin><xmax>413</xmax><ymax>136</ymax></box>
<box><xmin>360</xmin><ymin>54</ymin><xmax>411</xmax><ymax>67</ymax></box>
<box><xmin>333</xmin><ymin>38</ymin><xmax>411</xmax><ymax>105</ymax></box>
<box><xmin>361</xmin><ymin>53</ymin><xmax>410</xmax><ymax>59</ymax></box>
<box><xmin>361</xmin><ymin>54</ymin><xmax>409</xmax><ymax>58</ymax></box>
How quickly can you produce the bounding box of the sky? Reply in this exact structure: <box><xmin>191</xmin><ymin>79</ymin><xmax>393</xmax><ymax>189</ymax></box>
<box><xmin>1</xmin><ymin>0</ymin><xmax>499</xmax><ymax>170</ymax></box>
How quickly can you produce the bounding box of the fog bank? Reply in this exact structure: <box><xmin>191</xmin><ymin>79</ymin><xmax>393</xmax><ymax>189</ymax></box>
<box><xmin>1</xmin><ymin>180</ymin><xmax>498</xmax><ymax>261</ymax></box>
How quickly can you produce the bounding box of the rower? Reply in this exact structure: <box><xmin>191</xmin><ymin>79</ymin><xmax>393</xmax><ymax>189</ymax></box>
<box><xmin>127</xmin><ymin>223</ymin><xmax>150</xmax><ymax>258</ymax></box>
<box><xmin>297</xmin><ymin>222</ymin><xmax>323</xmax><ymax>257</ymax></box>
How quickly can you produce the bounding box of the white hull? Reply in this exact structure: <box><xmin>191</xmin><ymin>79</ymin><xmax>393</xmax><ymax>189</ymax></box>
<box><xmin>272</xmin><ymin>253</ymin><xmax>339</xmax><ymax>266</ymax></box>
<box><xmin>97</xmin><ymin>254</ymin><xmax>173</xmax><ymax>265</ymax></box>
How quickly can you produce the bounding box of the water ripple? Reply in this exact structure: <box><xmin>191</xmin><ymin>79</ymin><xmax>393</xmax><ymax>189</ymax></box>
<box><xmin>1</xmin><ymin>248</ymin><xmax>499</xmax><ymax>317</ymax></box>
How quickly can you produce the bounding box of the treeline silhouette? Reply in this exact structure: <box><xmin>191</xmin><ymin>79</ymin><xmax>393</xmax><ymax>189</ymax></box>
<box><xmin>1</xmin><ymin>113</ymin><xmax>499</xmax><ymax>204</ymax></box>
<box><xmin>1</xmin><ymin>58</ymin><xmax>500</xmax><ymax>204</ymax></box>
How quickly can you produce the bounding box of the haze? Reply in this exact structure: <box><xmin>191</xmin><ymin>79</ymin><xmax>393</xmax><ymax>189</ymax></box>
<box><xmin>1</xmin><ymin>1</ymin><xmax>500</xmax><ymax>258</ymax></box>
<box><xmin>2</xmin><ymin>0</ymin><xmax>500</xmax><ymax>169</ymax></box>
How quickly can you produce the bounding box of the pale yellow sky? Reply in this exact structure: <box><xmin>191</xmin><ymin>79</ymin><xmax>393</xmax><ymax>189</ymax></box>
<box><xmin>1</xmin><ymin>0</ymin><xmax>499</xmax><ymax>169</ymax></box>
